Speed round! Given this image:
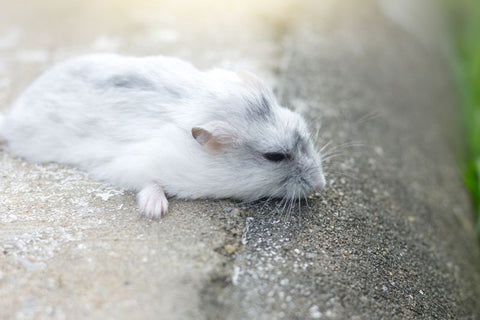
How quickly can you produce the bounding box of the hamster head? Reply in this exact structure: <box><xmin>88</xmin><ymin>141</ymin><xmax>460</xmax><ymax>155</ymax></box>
<box><xmin>191</xmin><ymin>71</ymin><xmax>326</xmax><ymax>203</ymax></box>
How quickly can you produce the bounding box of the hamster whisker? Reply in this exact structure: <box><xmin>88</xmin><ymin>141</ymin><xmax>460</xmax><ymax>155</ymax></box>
<box><xmin>264</xmin><ymin>184</ymin><xmax>287</xmax><ymax>202</ymax></box>
<box><xmin>280</xmin><ymin>197</ymin><xmax>290</xmax><ymax>215</ymax></box>
<box><xmin>311</xmin><ymin>126</ymin><xmax>322</xmax><ymax>143</ymax></box>
<box><xmin>269</xmin><ymin>195</ymin><xmax>284</xmax><ymax>213</ymax></box>
<box><xmin>283</xmin><ymin>199</ymin><xmax>291</xmax><ymax>221</ymax></box>
<box><xmin>322</xmin><ymin>152</ymin><xmax>347</xmax><ymax>162</ymax></box>
<box><xmin>286</xmin><ymin>192</ymin><xmax>293</xmax><ymax>217</ymax></box>
<box><xmin>287</xmin><ymin>190</ymin><xmax>297</xmax><ymax>220</ymax></box>
<box><xmin>321</xmin><ymin>162</ymin><xmax>358</xmax><ymax>179</ymax></box>
<box><xmin>239</xmin><ymin>196</ymin><xmax>272</xmax><ymax>210</ymax></box>
<box><xmin>324</xmin><ymin>170</ymin><xmax>359</xmax><ymax>181</ymax></box>
<box><xmin>278</xmin><ymin>192</ymin><xmax>293</xmax><ymax>217</ymax></box>
<box><xmin>353</xmin><ymin>111</ymin><xmax>382</xmax><ymax>126</ymax></box>
<box><xmin>318</xmin><ymin>140</ymin><xmax>332</xmax><ymax>153</ymax></box>
<box><xmin>321</xmin><ymin>146</ymin><xmax>361</xmax><ymax>160</ymax></box>
<box><xmin>259</xmin><ymin>187</ymin><xmax>287</xmax><ymax>213</ymax></box>
<box><xmin>321</xmin><ymin>141</ymin><xmax>365</xmax><ymax>156</ymax></box>
<box><xmin>302</xmin><ymin>191</ymin><xmax>311</xmax><ymax>210</ymax></box>
<box><xmin>297</xmin><ymin>195</ymin><xmax>302</xmax><ymax>217</ymax></box>
<box><xmin>284</xmin><ymin>197</ymin><xmax>293</xmax><ymax>222</ymax></box>
<box><xmin>257</xmin><ymin>197</ymin><xmax>272</xmax><ymax>212</ymax></box>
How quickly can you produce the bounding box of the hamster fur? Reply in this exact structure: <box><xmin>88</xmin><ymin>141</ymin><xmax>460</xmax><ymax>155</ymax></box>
<box><xmin>0</xmin><ymin>54</ymin><xmax>326</xmax><ymax>218</ymax></box>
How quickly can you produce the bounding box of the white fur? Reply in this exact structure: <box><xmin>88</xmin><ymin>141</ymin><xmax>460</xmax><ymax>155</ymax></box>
<box><xmin>1</xmin><ymin>54</ymin><xmax>325</xmax><ymax>217</ymax></box>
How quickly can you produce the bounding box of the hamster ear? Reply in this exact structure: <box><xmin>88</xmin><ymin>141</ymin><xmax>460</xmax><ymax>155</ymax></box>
<box><xmin>191</xmin><ymin>122</ymin><xmax>236</xmax><ymax>153</ymax></box>
<box><xmin>236</xmin><ymin>70</ymin><xmax>264</xmax><ymax>88</ymax></box>
<box><xmin>236</xmin><ymin>70</ymin><xmax>276</xmax><ymax>103</ymax></box>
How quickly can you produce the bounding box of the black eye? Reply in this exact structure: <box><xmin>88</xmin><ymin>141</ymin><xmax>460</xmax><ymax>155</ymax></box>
<box><xmin>263</xmin><ymin>152</ymin><xmax>290</xmax><ymax>162</ymax></box>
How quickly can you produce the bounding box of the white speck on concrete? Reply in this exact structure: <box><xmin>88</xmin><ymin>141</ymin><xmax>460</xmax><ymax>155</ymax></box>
<box><xmin>94</xmin><ymin>188</ymin><xmax>124</xmax><ymax>201</ymax></box>
<box><xmin>232</xmin><ymin>265</ymin><xmax>242</xmax><ymax>286</ymax></box>
<box><xmin>16</xmin><ymin>257</ymin><xmax>47</xmax><ymax>271</ymax></box>
<box><xmin>324</xmin><ymin>310</ymin><xmax>336</xmax><ymax>317</ymax></box>
<box><xmin>309</xmin><ymin>305</ymin><xmax>322</xmax><ymax>319</ymax></box>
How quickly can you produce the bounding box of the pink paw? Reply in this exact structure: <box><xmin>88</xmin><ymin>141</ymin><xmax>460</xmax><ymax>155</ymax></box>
<box><xmin>137</xmin><ymin>182</ymin><xmax>169</xmax><ymax>219</ymax></box>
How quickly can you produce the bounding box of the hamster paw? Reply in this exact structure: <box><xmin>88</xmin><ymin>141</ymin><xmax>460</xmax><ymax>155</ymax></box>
<box><xmin>137</xmin><ymin>182</ymin><xmax>169</xmax><ymax>219</ymax></box>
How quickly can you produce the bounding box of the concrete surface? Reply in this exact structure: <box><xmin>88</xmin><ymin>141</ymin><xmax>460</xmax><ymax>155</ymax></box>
<box><xmin>1</xmin><ymin>0</ymin><xmax>479</xmax><ymax>319</ymax></box>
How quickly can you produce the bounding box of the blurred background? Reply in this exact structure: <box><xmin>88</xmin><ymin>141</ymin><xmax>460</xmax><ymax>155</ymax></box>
<box><xmin>445</xmin><ymin>0</ymin><xmax>480</xmax><ymax>236</ymax></box>
<box><xmin>0</xmin><ymin>0</ymin><xmax>300</xmax><ymax>104</ymax></box>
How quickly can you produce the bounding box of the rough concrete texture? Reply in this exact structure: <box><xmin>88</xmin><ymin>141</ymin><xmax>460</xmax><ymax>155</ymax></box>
<box><xmin>1</xmin><ymin>0</ymin><xmax>479</xmax><ymax>319</ymax></box>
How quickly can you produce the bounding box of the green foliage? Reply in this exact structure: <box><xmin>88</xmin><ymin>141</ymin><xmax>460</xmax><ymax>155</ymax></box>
<box><xmin>445</xmin><ymin>0</ymin><xmax>480</xmax><ymax>234</ymax></box>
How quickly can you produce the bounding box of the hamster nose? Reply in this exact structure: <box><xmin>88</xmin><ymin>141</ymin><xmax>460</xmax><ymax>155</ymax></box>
<box><xmin>312</xmin><ymin>174</ymin><xmax>326</xmax><ymax>192</ymax></box>
<box><xmin>313</xmin><ymin>182</ymin><xmax>323</xmax><ymax>192</ymax></box>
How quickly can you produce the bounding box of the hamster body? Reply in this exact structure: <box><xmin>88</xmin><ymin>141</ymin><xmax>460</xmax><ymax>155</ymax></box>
<box><xmin>1</xmin><ymin>54</ymin><xmax>325</xmax><ymax>218</ymax></box>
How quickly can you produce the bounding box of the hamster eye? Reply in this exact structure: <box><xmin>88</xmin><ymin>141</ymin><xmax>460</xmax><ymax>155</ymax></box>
<box><xmin>263</xmin><ymin>152</ymin><xmax>290</xmax><ymax>162</ymax></box>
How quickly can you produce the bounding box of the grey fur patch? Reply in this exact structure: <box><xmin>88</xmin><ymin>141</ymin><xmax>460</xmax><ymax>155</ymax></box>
<box><xmin>260</xmin><ymin>95</ymin><xmax>271</xmax><ymax>115</ymax></box>
<box><xmin>47</xmin><ymin>112</ymin><xmax>63</xmax><ymax>124</ymax></box>
<box><xmin>159</xmin><ymin>85</ymin><xmax>182</xmax><ymax>99</ymax></box>
<box><xmin>293</xmin><ymin>130</ymin><xmax>303</xmax><ymax>148</ymax></box>
<box><xmin>246</xmin><ymin>94</ymin><xmax>272</xmax><ymax>121</ymax></box>
<box><xmin>104</xmin><ymin>74</ymin><xmax>155</xmax><ymax>90</ymax></box>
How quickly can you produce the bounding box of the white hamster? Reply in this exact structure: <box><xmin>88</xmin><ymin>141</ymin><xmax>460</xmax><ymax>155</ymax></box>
<box><xmin>0</xmin><ymin>54</ymin><xmax>326</xmax><ymax>218</ymax></box>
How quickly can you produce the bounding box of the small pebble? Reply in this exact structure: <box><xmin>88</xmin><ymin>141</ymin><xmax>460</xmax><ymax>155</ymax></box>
<box><xmin>224</xmin><ymin>244</ymin><xmax>237</xmax><ymax>254</ymax></box>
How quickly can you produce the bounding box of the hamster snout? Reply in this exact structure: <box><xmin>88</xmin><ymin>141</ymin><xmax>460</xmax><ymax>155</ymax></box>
<box><xmin>312</xmin><ymin>173</ymin><xmax>326</xmax><ymax>192</ymax></box>
<box><xmin>1</xmin><ymin>54</ymin><xmax>326</xmax><ymax>218</ymax></box>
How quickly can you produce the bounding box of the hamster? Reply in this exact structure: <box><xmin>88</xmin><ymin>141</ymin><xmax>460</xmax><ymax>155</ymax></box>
<box><xmin>0</xmin><ymin>54</ymin><xmax>326</xmax><ymax>218</ymax></box>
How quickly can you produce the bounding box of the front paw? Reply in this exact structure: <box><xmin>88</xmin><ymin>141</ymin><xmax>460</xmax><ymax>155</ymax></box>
<box><xmin>137</xmin><ymin>182</ymin><xmax>169</xmax><ymax>219</ymax></box>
